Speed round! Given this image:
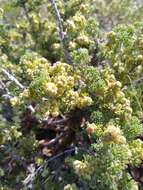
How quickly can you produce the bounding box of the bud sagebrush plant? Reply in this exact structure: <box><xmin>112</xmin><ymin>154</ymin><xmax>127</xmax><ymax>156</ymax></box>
<box><xmin>0</xmin><ymin>0</ymin><xmax>143</xmax><ymax>190</ymax></box>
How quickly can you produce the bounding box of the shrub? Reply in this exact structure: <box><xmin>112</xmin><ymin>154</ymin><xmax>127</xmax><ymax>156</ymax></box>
<box><xmin>0</xmin><ymin>0</ymin><xmax>143</xmax><ymax>189</ymax></box>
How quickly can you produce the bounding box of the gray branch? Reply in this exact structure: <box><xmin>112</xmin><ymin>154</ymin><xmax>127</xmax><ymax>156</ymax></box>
<box><xmin>0</xmin><ymin>79</ymin><xmax>9</xmax><ymax>95</ymax></box>
<box><xmin>23</xmin><ymin>147</ymin><xmax>89</xmax><ymax>188</ymax></box>
<box><xmin>1</xmin><ymin>68</ymin><xmax>35</xmax><ymax>113</ymax></box>
<box><xmin>2</xmin><ymin>68</ymin><xmax>25</xmax><ymax>90</ymax></box>
<box><xmin>49</xmin><ymin>0</ymin><xmax>73</xmax><ymax>65</ymax></box>
<box><xmin>132</xmin><ymin>75</ymin><xmax>143</xmax><ymax>86</ymax></box>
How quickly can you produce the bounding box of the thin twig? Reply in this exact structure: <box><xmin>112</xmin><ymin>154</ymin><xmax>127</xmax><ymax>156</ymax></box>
<box><xmin>1</xmin><ymin>68</ymin><xmax>35</xmax><ymax>113</ymax></box>
<box><xmin>23</xmin><ymin>147</ymin><xmax>89</xmax><ymax>187</ymax></box>
<box><xmin>0</xmin><ymin>79</ymin><xmax>13</xmax><ymax>100</ymax></box>
<box><xmin>41</xmin><ymin>117</ymin><xmax>69</xmax><ymax>127</ymax></box>
<box><xmin>0</xmin><ymin>79</ymin><xmax>9</xmax><ymax>94</ymax></box>
<box><xmin>2</xmin><ymin>69</ymin><xmax>25</xmax><ymax>90</ymax></box>
<box><xmin>40</xmin><ymin>133</ymin><xmax>64</xmax><ymax>148</ymax></box>
<box><xmin>49</xmin><ymin>0</ymin><xmax>73</xmax><ymax>65</ymax></box>
<box><xmin>22</xmin><ymin>3</ymin><xmax>31</xmax><ymax>24</ymax></box>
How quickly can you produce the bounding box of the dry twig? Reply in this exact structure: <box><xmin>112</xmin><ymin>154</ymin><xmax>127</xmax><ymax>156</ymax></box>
<box><xmin>49</xmin><ymin>0</ymin><xmax>73</xmax><ymax>65</ymax></box>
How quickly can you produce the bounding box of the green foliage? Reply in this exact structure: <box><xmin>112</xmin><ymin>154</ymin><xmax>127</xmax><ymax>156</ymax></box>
<box><xmin>101</xmin><ymin>22</ymin><xmax>143</xmax><ymax>116</ymax></box>
<box><xmin>0</xmin><ymin>0</ymin><xmax>143</xmax><ymax>190</ymax></box>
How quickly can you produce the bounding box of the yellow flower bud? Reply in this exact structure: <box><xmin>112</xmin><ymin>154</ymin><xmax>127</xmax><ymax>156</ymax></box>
<box><xmin>80</xmin><ymin>4</ymin><xmax>89</xmax><ymax>13</ymax></box>
<box><xmin>115</xmin><ymin>135</ymin><xmax>126</xmax><ymax>144</ymax></box>
<box><xmin>69</xmin><ymin>42</ymin><xmax>77</xmax><ymax>50</ymax></box>
<box><xmin>51</xmin><ymin>111</ymin><xmax>59</xmax><ymax>117</ymax></box>
<box><xmin>52</xmin><ymin>43</ymin><xmax>61</xmax><ymax>50</ymax></box>
<box><xmin>107</xmin><ymin>31</ymin><xmax>116</xmax><ymax>39</ymax></box>
<box><xmin>125</xmin><ymin>106</ymin><xmax>132</xmax><ymax>114</ymax></box>
<box><xmin>115</xmin><ymin>91</ymin><xmax>125</xmax><ymax>99</ymax></box>
<box><xmin>64</xmin><ymin>184</ymin><xmax>77</xmax><ymax>190</ymax></box>
<box><xmin>115</xmin><ymin>81</ymin><xmax>122</xmax><ymax>88</ymax></box>
<box><xmin>137</xmin><ymin>55</ymin><xmax>143</xmax><ymax>61</ymax></box>
<box><xmin>69</xmin><ymin>90</ymin><xmax>79</xmax><ymax>100</ymax></box>
<box><xmin>10</xmin><ymin>97</ymin><xmax>20</xmax><ymax>106</ymax></box>
<box><xmin>76</xmin><ymin>35</ymin><xmax>90</xmax><ymax>46</ymax></box>
<box><xmin>136</xmin><ymin>65</ymin><xmax>142</xmax><ymax>74</ymax></box>
<box><xmin>118</xmin><ymin>66</ymin><xmax>125</xmax><ymax>73</ymax></box>
<box><xmin>73</xmin><ymin>160</ymin><xmax>89</xmax><ymax>176</ymax></box>
<box><xmin>86</xmin><ymin>122</ymin><xmax>97</xmax><ymax>135</ymax></box>
<box><xmin>104</xmin><ymin>125</ymin><xmax>121</xmax><ymax>142</ymax></box>
<box><xmin>73</xmin><ymin>15</ymin><xmax>86</xmax><ymax>28</ymax></box>
<box><xmin>110</xmin><ymin>74</ymin><xmax>116</xmax><ymax>81</ymax></box>
<box><xmin>46</xmin><ymin>82</ymin><xmax>58</xmax><ymax>96</ymax></box>
<box><xmin>77</xmin><ymin>96</ymin><xmax>93</xmax><ymax>108</ymax></box>
<box><xmin>66</xmin><ymin>20</ymin><xmax>76</xmax><ymax>31</ymax></box>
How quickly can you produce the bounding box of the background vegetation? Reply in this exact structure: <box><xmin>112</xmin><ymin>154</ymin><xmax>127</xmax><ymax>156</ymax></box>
<box><xmin>0</xmin><ymin>0</ymin><xmax>143</xmax><ymax>189</ymax></box>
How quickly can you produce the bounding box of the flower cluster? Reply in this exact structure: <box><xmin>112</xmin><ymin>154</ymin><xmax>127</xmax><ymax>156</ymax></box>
<box><xmin>13</xmin><ymin>59</ymin><xmax>93</xmax><ymax>118</ymax></box>
<box><xmin>0</xmin><ymin>0</ymin><xmax>143</xmax><ymax>190</ymax></box>
<box><xmin>103</xmin><ymin>124</ymin><xmax>126</xmax><ymax>144</ymax></box>
<box><xmin>130</xmin><ymin>139</ymin><xmax>143</xmax><ymax>167</ymax></box>
<box><xmin>101</xmin><ymin>23</ymin><xmax>143</xmax><ymax>116</ymax></box>
<box><xmin>64</xmin><ymin>184</ymin><xmax>78</xmax><ymax>190</ymax></box>
<box><xmin>73</xmin><ymin>160</ymin><xmax>93</xmax><ymax>180</ymax></box>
